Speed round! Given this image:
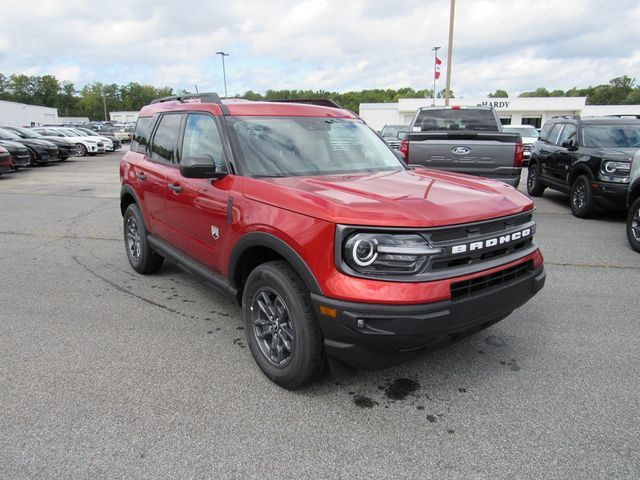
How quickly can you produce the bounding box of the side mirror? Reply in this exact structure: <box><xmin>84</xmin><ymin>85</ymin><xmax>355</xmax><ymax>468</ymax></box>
<box><xmin>562</xmin><ymin>139</ymin><xmax>578</xmax><ymax>150</ymax></box>
<box><xmin>180</xmin><ymin>155</ymin><xmax>227</xmax><ymax>179</ymax></box>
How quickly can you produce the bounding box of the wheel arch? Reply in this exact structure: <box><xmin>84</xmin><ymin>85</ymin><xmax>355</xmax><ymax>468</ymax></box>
<box><xmin>628</xmin><ymin>177</ymin><xmax>640</xmax><ymax>209</ymax></box>
<box><xmin>120</xmin><ymin>184</ymin><xmax>141</xmax><ymax>217</ymax></box>
<box><xmin>229</xmin><ymin>232</ymin><xmax>323</xmax><ymax>302</ymax></box>
<box><xmin>568</xmin><ymin>165</ymin><xmax>594</xmax><ymax>185</ymax></box>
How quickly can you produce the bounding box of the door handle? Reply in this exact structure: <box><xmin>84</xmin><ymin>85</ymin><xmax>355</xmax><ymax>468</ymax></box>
<box><xmin>135</xmin><ymin>172</ymin><xmax>147</xmax><ymax>181</ymax></box>
<box><xmin>168</xmin><ymin>183</ymin><xmax>183</xmax><ymax>193</ymax></box>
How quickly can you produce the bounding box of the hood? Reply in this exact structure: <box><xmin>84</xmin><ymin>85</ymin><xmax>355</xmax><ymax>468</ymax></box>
<box><xmin>242</xmin><ymin>168</ymin><xmax>533</xmax><ymax>228</ymax></box>
<box><xmin>0</xmin><ymin>140</ymin><xmax>28</xmax><ymax>150</ymax></box>
<box><xmin>12</xmin><ymin>138</ymin><xmax>55</xmax><ymax>149</ymax></box>
<box><xmin>45</xmin><ymin>137</ymin><xmax>75</xmax><ymax>147</ymax></box>
<box><xmin>589</xmin><ymin>147</ymin><xmax>637</xmax><ymax>161</ymax></box>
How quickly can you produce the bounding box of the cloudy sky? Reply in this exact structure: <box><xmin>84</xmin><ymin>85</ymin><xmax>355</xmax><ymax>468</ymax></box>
<box><xmin>1</xmin><ymin>0</ymin><xmax>639</xmax><ymax>97</ymax></box>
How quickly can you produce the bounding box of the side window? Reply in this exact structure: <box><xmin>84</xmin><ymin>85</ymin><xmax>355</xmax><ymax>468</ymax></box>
<box><xmin>557</xmin><ymin>123</ymin><xmax>577</xmax><ymax>146</ymax></box>
<box><xmin>181</xmin><ymin>114</ymin><xmax>225</xmax><ymax>167</ymax></box>
<box><xmin>149</xmin><ymin>114</ymin><xmax>183</xmax><ymax>164</ymax></box>
<box><xmin>131</xmin><ymin>116</ymin><xmax>153</xmax><ymax>154</ymax></box>
<box><xmin>547</xmin><ymin>124</ymin><xmax>563</xmax><ymax>145</ymax></box>
<box><xmin>539</xmin><ymin>123</ymin><xmax>552</xmax><ymax>141</ymax></box>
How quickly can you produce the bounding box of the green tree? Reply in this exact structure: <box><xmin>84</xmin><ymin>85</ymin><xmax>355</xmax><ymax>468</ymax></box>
<box><xmin>488</xmin><ymin>89</ymin><xmax>508</xmax><ymax>98</ymax></box>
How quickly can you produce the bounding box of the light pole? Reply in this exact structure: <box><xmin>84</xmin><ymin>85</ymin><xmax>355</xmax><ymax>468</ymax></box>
<box><xmin>431</xmin><ymin>46</ymin><xmax>441</xmax><ymax>106</ymax></box>
<box><xmin>215</xmin><ymin>51</ymin><xmax>229</xmax><ymax>98</ymax></box>
<box><xmin>444</xmin><ymin>0</ymin><xmax>456</xmax><ymax>106</ymax></box>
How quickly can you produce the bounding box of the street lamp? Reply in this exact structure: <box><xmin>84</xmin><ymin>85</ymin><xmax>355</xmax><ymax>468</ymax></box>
<box><xmin>215</xmin><ymin>51</ymin><xmax>229</xmax><ymax>98</ymax></box>
<box><xmin>444</xmin><ymin>0</ymin><xmax>456</xmax><ymax>106</ymax></box>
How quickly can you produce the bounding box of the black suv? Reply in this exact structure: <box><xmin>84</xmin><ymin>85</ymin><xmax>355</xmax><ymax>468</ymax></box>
<box><xmin>527</xmin><ymin>116</ymin><xmax>639</xmax><ymax>217</ymax></box>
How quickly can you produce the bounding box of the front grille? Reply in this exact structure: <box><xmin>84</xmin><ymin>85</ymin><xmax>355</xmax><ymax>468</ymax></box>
<box><xmin>450</xmin><ymin>260</ymin><xmax>533</xmax><ymax>299</ymax></box>
<box><xmin>97</xmin><ymin>142</ymin><xmax>104</xmax><ymax>148</ymax></box>
<box><xmin>48</xmin><ymin>147</ymin><xmax>59</xmax><ymax>156</ymax></box>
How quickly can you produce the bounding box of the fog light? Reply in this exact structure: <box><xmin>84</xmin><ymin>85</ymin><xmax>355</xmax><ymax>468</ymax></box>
<box><xmin>356</xmin><ymin>319</ymin><xmax>366</xmax><ymax>329</ymax></box>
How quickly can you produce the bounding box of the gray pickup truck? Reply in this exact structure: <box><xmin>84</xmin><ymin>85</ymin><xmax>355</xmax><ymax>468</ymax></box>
<box><xmin>399</xmin><ymin>106</ymin><xmax>524</xmax><ymax>187</ymax></box>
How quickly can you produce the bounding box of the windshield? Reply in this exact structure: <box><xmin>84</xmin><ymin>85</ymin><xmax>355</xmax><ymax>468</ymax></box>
<box><xmin>4</xmin><ymin>126</ymin><xmax>42</xmax><ymax>139</ymax></box>
<box><xmin>0</xmin><ymin>128</ymin><xmax>21</xmax><ymax>140</ymax></box>
<box><xmin>229</xmin><ymin>117</ymin><xmax>404</xmax><ymax>177</ymax></box>
<box><xmin>582</xmin><ymin>124</ymin><xmax>640</xmax><ymax>148</ymax></box>
<box><xmin>380</xmin><ymin>125</ymin><xmax>406</xmax><ymax>137</ymax></box>
<box><xmin>414</xmin><ymin>108</ymin><xmax>498</xmax><ymax>131</ymax></box>
<box><xmin>504</xmin><ymin>127</ymin><xmax>539</xmax><ymax>137</ymax></box>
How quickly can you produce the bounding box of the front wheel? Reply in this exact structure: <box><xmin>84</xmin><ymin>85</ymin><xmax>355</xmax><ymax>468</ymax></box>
<box><xmin>627</xmin><ymin>197</ymin><xmax>640</xmax><ymax>253</ymax></box>
<box><xmin>242</xmin><ymin>261</ymin><xmax>325</xmax><ymax>390</ymax></box>
<box><xmin>76</xmin><ymin>143</ymin><xmax>88</xmax><ymax>157</ymax></box>
<box><xmin>570</xmin><ymin>175</ymin><xmax>595</xmax><ymax>218</ymax></box>
<box><xmin>123</xmin><ymin>204</ymin><xmax>164</xmax><ymax>274</ymax></box>
<box><xmin>526</xmin><ymin>163</ymin><xmax>545</xmax><ymax>197</ymax></box>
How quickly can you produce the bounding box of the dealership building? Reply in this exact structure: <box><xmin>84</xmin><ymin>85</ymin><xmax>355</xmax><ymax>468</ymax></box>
<box><xmin>359</xmin><ymin>97</ymin><xmax>640</xmax><ymax>130</ymax></box>
<box><xmin>0</xmin><ymin>99</ymin><xmax>59</xmax><ymax>127</ymax></box>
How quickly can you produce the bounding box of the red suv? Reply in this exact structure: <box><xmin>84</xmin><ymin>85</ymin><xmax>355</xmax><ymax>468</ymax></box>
<box><xmin>120</xmin><ymin>93</ymin><xmax>545</xmax><ymax>389</ymax></box>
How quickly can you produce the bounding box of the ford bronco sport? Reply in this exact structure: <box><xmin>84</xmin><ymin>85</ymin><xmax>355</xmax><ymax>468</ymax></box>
<box><xmin>120</xmin><ymin>93</ymin><xmax>545</xmax><ymax>389</ymax></box>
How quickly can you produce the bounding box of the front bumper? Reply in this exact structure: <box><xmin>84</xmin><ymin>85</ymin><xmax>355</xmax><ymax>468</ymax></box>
<box><xmin>311</xmin><ymin>264</ymin><xmax>545</xmax><ymax>370</ymax></box>
<box><xmin>591</xmin><ymin>180</ymin><xmax>628</xmax><ymax>205</ymax></box>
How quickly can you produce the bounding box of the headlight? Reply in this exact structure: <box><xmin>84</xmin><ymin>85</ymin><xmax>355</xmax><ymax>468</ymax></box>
<box><xmin>343</xmin><ymin>233</ymin><xmax>442</xmax><ymax>275</ymax></box>
<box><xmin>602</xmin><ymin>161</ymin><xmax>630</xmax><ymax>176</ymax></box>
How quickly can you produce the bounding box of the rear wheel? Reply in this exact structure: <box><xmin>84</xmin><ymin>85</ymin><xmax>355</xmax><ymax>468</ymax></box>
<box><xmin>627</xmin><ymin>197</ymin><xmax>640</xmax><ymax>253</ymax></box>
<box><xmin>242</xmin><ymin>261</ymin><xmax>325</xmax><ymax>390</ymax></box>
<box><xmin>123</xmin><ymin>204</ymin><xmax>164</xmax><ymax>274</ymax></box>
<box><xmin>570</xmin><ymin>175</ymin><xmax>595</xmax><ymax>218</ymax></box>
<box><xmin>526</xmin><ymin>163</ymin><xmax>545</xmax><ymax>197</ymax></box>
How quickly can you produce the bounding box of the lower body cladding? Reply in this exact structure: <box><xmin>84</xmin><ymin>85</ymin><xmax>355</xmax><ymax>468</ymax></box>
<box><xmin>591</xmin><ymin>181</ymin><xmax>628</xmax><ymax>210</ymax></box>
<box><xmin>311</xmin><ymin>261</ymin><xmax>545</xmax><ymax>370</ymax></box>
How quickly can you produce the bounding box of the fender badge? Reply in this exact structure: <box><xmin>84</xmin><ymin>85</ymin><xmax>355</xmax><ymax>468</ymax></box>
<box><xmin>211</xmin><ymin>226</ymin><xmax>219</xmax><ymax>240</ymax></box>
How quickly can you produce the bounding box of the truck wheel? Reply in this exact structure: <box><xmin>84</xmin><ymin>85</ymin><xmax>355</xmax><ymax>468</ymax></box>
<box><xmin>627</xmin><ymin>197</ymin><xmax>640</xmax><ymax>253</ymax></box>
<box><xmin>123</xmin><ymin>204</ymin><xmax>164</xmax><ymax>274</ymax></box>
<box><xmin>570</xmin><ymin>175</ymin><xmax>594</xmax><ymax>218</ymax></box>
<box><xmin>526</xmin><ymin>163</ymin><xmax>545</xmax><ymax>197</ymax></box>
<box><xmin>242</xmin><ymin>260</ymin><xmax>324</xmax><ymax>390</ymax></box>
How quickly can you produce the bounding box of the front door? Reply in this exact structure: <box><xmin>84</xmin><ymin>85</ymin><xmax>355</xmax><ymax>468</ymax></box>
<box><xmin>165</xmin><ymin>113</ymin><xmax>232</xmax><ymax>274</ymax></box>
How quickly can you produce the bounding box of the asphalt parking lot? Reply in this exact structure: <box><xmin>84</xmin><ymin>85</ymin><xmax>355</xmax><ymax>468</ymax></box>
<box><xmin>1</xmin><ymin>152</ymin><xmax>639</xmax><ymax>479</ymax></box>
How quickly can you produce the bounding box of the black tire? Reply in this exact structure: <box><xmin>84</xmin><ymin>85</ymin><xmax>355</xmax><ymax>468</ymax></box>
<box><xmin>242</xmin><ymin>261</ymin><xmax>325</xmax><ymax>390</ymax></box>
<box><xmin>570</xmin><ymin>175</ymin><xmax>595</xmax><ymax>218</ymax></box>
<box><xmin>76</xmin><ymin>143</ymin><xmax>88</xmax><ymax>156</ymax></box>
<box><xmin>627</xmin><ymin>197</ymin><xmax>640</xmax><ymax>253</ymax></box>
<box><xmin>526</xmin><ymin>163</ymin><xmax>545</xmax><ymax>197</ymax></box>
<box><xmin>123</xmin><ymin>204</ymin><xmax>164</xmax><ymax>274</ymax></box>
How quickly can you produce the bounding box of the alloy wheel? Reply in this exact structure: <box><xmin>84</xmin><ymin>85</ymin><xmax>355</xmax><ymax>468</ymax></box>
<box><xmin>126</xmin><ymin>216</ymin><xmax>141</xmax><ymax>261</ymax></box>
<box><xmin>251</xmin><ymin>288</ymin><xmax>295</xmax><ymax>367</ymax></box>
<box><xmin>632</xmin><ymin>207</ymin><xmax>640</xmax><ymax>241</ymax></box>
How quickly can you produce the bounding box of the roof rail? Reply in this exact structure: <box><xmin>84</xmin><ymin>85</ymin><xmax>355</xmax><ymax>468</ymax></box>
<box><xmin>266</xmin><ymin>98</ymin><xmax>345</xmax><ymax>109</ymax></box>
<box><xmin>550</xmin><ymin>114</ymin><xmax>580</xmax><ymax>120</ymax></box>
<box><xmin>151</xmin><ymin>92</ymin><xmax>222</xmax><ymax>105</ymax></box>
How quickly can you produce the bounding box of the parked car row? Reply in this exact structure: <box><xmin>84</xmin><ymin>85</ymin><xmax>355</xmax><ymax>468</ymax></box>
<box><xmin>0</xmin><ymin>124</ymin><xmax>122</xmax><ymax>176</ymax></box>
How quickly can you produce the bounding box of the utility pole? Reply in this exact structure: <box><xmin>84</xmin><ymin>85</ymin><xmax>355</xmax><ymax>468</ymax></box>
<box><xmin>102</xmin><ymin>92</ymin><xmax>107</xmax><ymax>121</ymax></box>
<box><xmin>215</xmin><ymin>51</ymin><xmax>230</xmax><ymax>98</ymax></box>
<box><xmin>432</xmin><ymin>46</ymin><xmax>441</xmax><ymax>106</ymax></box>
<box><xmin>444</xmin><ymin>0</ymin><xmax>456</xmax><ymax>106</ymax></box>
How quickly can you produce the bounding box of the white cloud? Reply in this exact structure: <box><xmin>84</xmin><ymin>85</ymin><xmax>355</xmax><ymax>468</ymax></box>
<box><xmin>0</xmin><ymin>0</ymin><xmax>638</xmax><ymax>98</ymax></box>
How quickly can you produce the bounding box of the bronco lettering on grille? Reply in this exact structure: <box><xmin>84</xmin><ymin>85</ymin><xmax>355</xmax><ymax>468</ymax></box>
<box><xmin>450</xmin><ymin>228</ymin><xmax>532</xmax><ymax>254</ymax></box>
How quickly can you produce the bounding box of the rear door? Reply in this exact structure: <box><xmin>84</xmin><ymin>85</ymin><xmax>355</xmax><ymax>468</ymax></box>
<box><xmin>551</xmin><ymin>123</ymin><xmax>578</xmax><ymax>182</ymax></box>
<box><xmin>165</xmin><ymin>112</ymin><xmax>234</xmax><ymax>273</ymax></box>
<box><xmin>538</xmin><ymin>123</ymin><xmax>563</xmax><ymax>180</ymax></box>
<box><xmin>140</xmin><ymin>113</ymin><xmax>184</xmax><ymax>240</ymax></box>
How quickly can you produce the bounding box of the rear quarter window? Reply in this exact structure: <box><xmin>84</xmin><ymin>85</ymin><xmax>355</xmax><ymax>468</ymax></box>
<box><xmin>131</xmin><ymin>117</ymin><xmax>154</xmax><ymax>154</ymax></box>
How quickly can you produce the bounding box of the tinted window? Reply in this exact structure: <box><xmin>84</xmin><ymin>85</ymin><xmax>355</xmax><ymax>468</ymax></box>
<box><xmin>539</xmin><ymin>123</ymin><xmax>553</xmax><ymax>141</ymax></box>
<box><xmin>181</xmin><ymin>114</ymin><xmax>225</xmax><ymax>167</ymax></box>
<box><xmin>557</xmin><ymin>124</ymin><xmax>577</xmax><ymax>146</ymax></box>
<box><xmin>414</xmin><ymin>109</ymin><xmax>497</xmax><ymax>131</ymax></box>
<box><xmin>150</xmin><ymin>114</ymin><xmax>182</xmax><ymax>164</ymax></box>
<box><xmin>131</xmin><ymin>117</ymin><xmax>154</xmax><ymax>153</ymax></box>
<box><xmin>582</xmin><ymin>124</ymin><xmax>640</xmax><ymax>148</ymax></box>
<box><xmin>547</xmin><ymin>124</ymin><xmax>563</xmax><ymax>145</ymax></box>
